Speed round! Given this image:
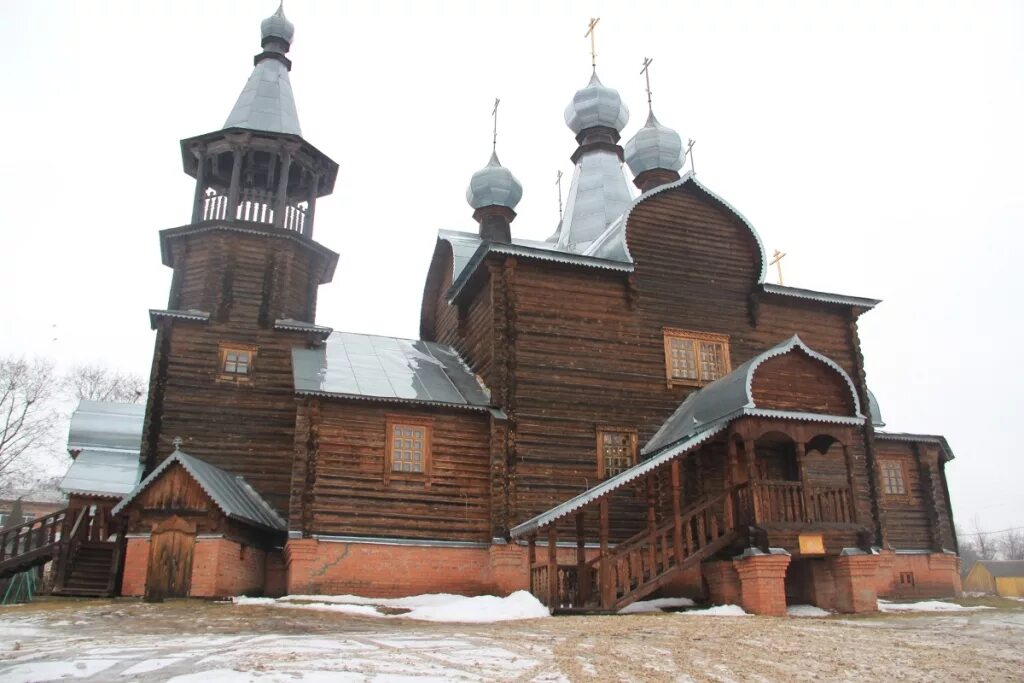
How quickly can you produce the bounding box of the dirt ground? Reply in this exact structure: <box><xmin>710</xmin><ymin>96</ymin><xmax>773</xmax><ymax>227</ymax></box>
<box><xmin>0</xmin><ymin>598</ymin><xmax>1022</xmax><ymax>682</ymax></box>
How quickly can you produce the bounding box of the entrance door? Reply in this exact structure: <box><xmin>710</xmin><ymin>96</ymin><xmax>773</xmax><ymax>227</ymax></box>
<box><xmin>144</xmin><ymin>516</ymin><xmax>196</xmax><ymax>602</ymax></box>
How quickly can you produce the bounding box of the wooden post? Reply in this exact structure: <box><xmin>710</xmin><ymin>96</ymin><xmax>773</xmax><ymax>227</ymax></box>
<box><xmin>725</xmin><ymin>436</ymin><xmax>737</xmax><ymax>530</ymax></box>
<box><xmin>274</xmin><ymin>148</ymin><xmax>293</xmax><ymax>229</ymax></box>
<box><xmin>191</xmin><ymin>144</ymin><xmax>207</xmax><ymax>223</ymax></box>
<box><xmin>794</xmin><ymin>441</ymin><xmax>811</xmax><ymax>522</ymax></box>
<box><xmin>645</xmin><ymin>474</ymin><xmax>658</xmax><ymax>576</ymax></box>
<box><xmin>670</xmin><ymin>460</ymin><xmax>684</xmax><ymax>567</ymax></box>
<box><xmin>744</xmin><ymin>438</ymin><xmax>761</xmax><ymax>524</ymax></box>
<box><xmin>305</xmin><ymin>172</ymin><xmax>320</xmax><ymax>238</ymax></box>
<box><xmin>841</xmin><ymin>442</ymin><xmax>859</xmax><ymax>524</ymax></box>
<box><xmin>599</xmin><ymin>498</ymin><xmax>612</xmax><ymax>609</ymax></box>
<box><xmin>226</xmin><ymin>144</ymin><xmax>243</xmax><ymax>221</ymax></box>
<box><xmin>576</xmin><ymin>512</ymin><xmax>588</xmax><ymax>605</ymax></box>
<box><xmin>547</xmin><ymin>526</ymin><xmax>558</xmax><ymax>609</ymax></box>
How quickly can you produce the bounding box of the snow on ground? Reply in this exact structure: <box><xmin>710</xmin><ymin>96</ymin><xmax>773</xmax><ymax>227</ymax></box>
<box><xmin>618</xmin><ymin>597</ymin><xmax>696</xmax><ymax>614</ymax></box>
<box><xmin>787</xmin><ymin>604</ymin><xmax>832</xmax><ymax>618</ymax></box>
<box><xmin>235</xmin><ymin>590</ymin><xmax>550</xmax><ymax>623</ymax></box>
<box><xmin>678</xmin><ymin>604</ymin><xmax>748</xmax><ymax>616</ymax></box>
<box><xmin>877</xmin><ymin>599</ymin><xmax>995</xmax><ymax>613</ymax></box>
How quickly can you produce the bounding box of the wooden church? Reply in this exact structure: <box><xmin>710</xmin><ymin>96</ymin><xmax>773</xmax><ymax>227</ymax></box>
<box><xmin>0</xmin><ymin>6</ymin><xmax>962</xmax><ymax>614</ymax></box>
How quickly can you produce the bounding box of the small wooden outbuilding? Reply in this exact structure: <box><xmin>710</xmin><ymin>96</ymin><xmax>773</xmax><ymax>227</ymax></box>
<box><xmin>963</xmin><ymin>560</ymin><xmax>1024</xmax><ymax>597</ymax></box>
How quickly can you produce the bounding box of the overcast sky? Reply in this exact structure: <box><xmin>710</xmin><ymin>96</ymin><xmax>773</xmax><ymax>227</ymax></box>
<box><xmin>1</xmin><ymin>1</ymin><xmax>1021</xmax><ymax>533</ymax></box>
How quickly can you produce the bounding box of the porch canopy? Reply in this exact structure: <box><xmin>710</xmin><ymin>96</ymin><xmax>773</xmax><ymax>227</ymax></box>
<box><xmin>509</xmin><ymin>335</ymin><xmax>869</xmax><ymax>612</ymax></box>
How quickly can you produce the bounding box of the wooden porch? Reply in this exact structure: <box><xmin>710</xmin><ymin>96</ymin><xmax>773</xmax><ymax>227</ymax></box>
<box><xmin>515</xmin><ymin>417</ymin><xmax>871</xmax><ymax>613</ymax></box>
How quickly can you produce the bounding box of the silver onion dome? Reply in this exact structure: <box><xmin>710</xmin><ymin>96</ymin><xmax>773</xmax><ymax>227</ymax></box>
<box><xmin>261</xmin><ymin>3</ymin><xmax>295</xmax><ymax>45</ymax></box>
<box><xmin>564</xmin><ymin>71</ymin><xmax>630</xmax><ymax>135</ymax></box>
<box><xmin>624</xmin><ymin>110</ymin><xmax>684</xmax><ymax>175</ymax></box>
<box><xmin>466</xmin><ymin>151</ymin><xmax>523</xmax><ymax>210</ymax></box>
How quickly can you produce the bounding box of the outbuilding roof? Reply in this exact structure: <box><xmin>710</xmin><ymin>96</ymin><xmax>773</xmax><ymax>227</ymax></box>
<box><xmin>975</xmin><ymin>560</ymin><xmax>1024</xmax><ymax>578</ymax></box>
<box><xmin>112</xmin><ymin>450</ymin><xmax>286</xmax><ymax>534</ymax></box>
<box><xmin>292</xmin><ymin>331</ymin><xmax>492</xmax><ymax>411</ymax></box>
<box><xmin>60</xmin><ymin>450</ymin><xmax>143</xmax><ymax>498</ymax></box>
<box><xmin>66</xmin><ymin>400</ymin><xmax>145</xmax><ymax>454</ymax></box>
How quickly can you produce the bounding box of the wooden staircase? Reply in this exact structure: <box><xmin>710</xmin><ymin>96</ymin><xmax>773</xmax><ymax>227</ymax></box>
<box><xmin>532</xmin><ymin>493</ymin><xmax>736</xmax><ymax>613</ymax></box>
<box><xmin>0</xmin><ymin>505</ymin><xmax>122</xmax><ymax>598</ymax></box>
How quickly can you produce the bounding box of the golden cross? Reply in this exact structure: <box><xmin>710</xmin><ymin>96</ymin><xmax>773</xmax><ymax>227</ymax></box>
<box><xmin>585</xmin><ymin>17</ymin><xmax>601</xmax><ymax>68</ymax></box>
<box><xmin>770</xmin><ymin>249</ymin><xmax>787</xmax><ymax>285</ymax></box>
<box><xmin>555</xmin><ymin>170</ymin><xmax>564</xmax><ymax>220</ymax></box>
<box><xmin>641</xmin><ymin>57</ymin><xmax>654</xmax><ymax>112</ymax></box>
<box><xmin>491</xmin><ymin>97</ymin><xmax>500</xmax><ymax>152</ymax></box>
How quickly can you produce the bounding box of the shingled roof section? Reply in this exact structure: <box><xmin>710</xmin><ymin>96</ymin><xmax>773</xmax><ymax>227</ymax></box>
<box><xmin>112</xmin><ymin>451</ymin><xmax>286</xmax><ymax>534</ymax></box>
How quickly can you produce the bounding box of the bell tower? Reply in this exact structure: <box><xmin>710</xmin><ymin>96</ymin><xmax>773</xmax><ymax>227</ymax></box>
<box><xmin>142</xmin><ymin>4</ymin><xmax>339</xmax><ymax>514</ymax></box>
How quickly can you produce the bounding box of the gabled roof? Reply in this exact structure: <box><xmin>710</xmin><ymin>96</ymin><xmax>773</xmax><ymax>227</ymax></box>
<box><xmin>644</xmin><ymin>335</ymin><xmax>864</xmax><ymax>455</ymax></box>
<box><xmin>67</xmin><ymin>400</ymin><xmax>145</xmax><ymax>453</ymax></box>
<box><xmin>112</xmin><ymin>451</ymin><xmax>286</xmax><ymax>534</ymax></box>
<box><xmin>975</xmin><ymin>560</ymin><xmax>1024</xmax><ymax>578</ymax></box>
<box><xmin>292</xmin><ymin>331</ymin><xmax>493</xmax><ymax>411</ymax></box>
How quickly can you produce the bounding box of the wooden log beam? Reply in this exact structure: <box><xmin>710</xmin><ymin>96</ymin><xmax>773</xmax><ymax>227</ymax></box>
<box><xmin>547</xmin><ymin>526</ymin><xmax>558</xmax><ymax>608</ymax></box>
<box><xmin>670</xmin><ymin>460</ymin><xmax>684</xmax><ymax>567</ymax></box>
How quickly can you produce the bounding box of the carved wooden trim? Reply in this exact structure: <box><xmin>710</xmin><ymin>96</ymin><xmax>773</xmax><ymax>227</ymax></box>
<box><xmin>384</xmin><ymin>415</ymin><xmax>434</xmax><ymax>488</ymax></box>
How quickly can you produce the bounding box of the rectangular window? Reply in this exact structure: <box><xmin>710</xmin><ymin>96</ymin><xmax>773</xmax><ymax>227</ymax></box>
<box><xmin>899</xmin><ymin>571</ymin><xmax>915</xmax><ymax>586</ymax></box>
<box><xmin>385</xmin><ymin>417</ymin><xmax>432</xmax><ymax>483</ymax></box>
<box><xmin>663</xmin><ymin>329</ymin><xmax>730</xmax><ymax>387</ymax></box>
<box><xmin>218</xmin><ymin>344</ymin><xmax>257</xmax><ymax>379</ymax></box>
<box><xmin>881</xmin><ymin>460</ymin><xmax>907</xmax><ymax>496</ymax></box>
<box><xmin>597</xmin><ymin>428</ymin><xmax>637</xmax><ymax>478</ymax></box>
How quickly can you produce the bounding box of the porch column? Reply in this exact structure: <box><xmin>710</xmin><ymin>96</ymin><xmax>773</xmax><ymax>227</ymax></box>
<box><xmin>226</xmin><ymin>143</ymin><xmax>243</xmax><ymax>221</ymax></box>
<box><xmin>743</xmin><ymin>438</ymin><xmax>761</xmax><ymax>524</ymax></box>
<box><xmin>527</xmin><ymin>534</ymin><xmax>536</xmax><ymax>598</ymax></box>
<box><xmin>646</xmin><ymin>474</ymin><xmax>657</xmax><ymax>575</ymax></box>
<box><xmin>599</xmin><ymin>498</ymin><xmax>613</xmax><ymax>609</ymax></box>
<box><xmin>273</xmin><ymin>147</ymin><xmax>293</xmax><ymax>229</ymax></box>
<box><xmin>576</xmin><ymin>512</ymin><xmax>589</xmax><ymax>605</ymax></box>
<box><xmin>547</xmin><ymin>526</ymin><xmax>558</xmax><ymax>608</ymax></box>
<box><xmin>724</xmin><ymin>437</ymin><xmax>738</xmax><ymax>530</ymax></box>
<box><xmin>670</xmin><ymin>460</ymin><xmax>684</xmax><ymax>566</ymax></box>
<box><xmin>795</xmin><ymin>441</ymin><xmax>811</xmax><ymax>522</ymax></box>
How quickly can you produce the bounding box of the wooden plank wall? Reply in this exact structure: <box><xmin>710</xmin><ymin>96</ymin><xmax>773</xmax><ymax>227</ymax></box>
<box><xmin>295</xmin><ymin>401</ymin><xmax>492</xmax><ymax>542</ymax></box>
<box><xmin>873</xmin><ymin>440</ymin><xmax>955</xmax><ymax>550</ymax></box>
<box><xmin>749</xmin><ymin>352</ymin><xmax>856</xmax><ymax>416</ymax></box>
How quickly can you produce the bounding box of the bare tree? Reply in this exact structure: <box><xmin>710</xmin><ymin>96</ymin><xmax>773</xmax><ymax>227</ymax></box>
<box><xmin>1000</xmin><ymin>529</ymin><xmax>1024</xmax><ymax>561</ymax></box>
<box><xmin>0</xmin><ymin>357</ymin><xmax>59</xmax><ymax>495</ymax></box>
<box><xmin>63</xmin><ymin>364</ymin><xmax>146</xmax><ymax>404</ymax></box>
<box><xmin>969</xmin><ymin>516</ymin><xmax>999</xmax><ymax>561</ymax></box>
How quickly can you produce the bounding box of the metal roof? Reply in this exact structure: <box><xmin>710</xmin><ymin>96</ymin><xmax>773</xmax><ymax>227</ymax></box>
<box><xmin>67</xmin><ymin>400</ymin><xmax>145</xmax><ymax>453</ymax></box>
<box><xmin>762</xmin><ymin>283</ymin><xmax>880</xmax><ymax>310</ymax></box>
<box><xmin>564</xmin><ymin>70</ymin><xmax>629</xmax><ymax>135</ymax></box>
<box><xmin>624</xmin><ymin>110</ymin><xmax>684</xmax><ymax>176</ymax></box>
<box><xmin>274</xmin><ymin>318</ymin><xmax>333</xmax><ymax>335</ymax></box>
<box><xmin>510</xmin><ymin>422</ymin><xmax>728</xmax><ymax>538</ymax></box>
<box><xmin>149</xmin><ymin>308</ymin><xmax>210</xmax><ymax>329</ymax></box>
<box><xmin>975</xmin><ymin>560</ymin><xmax>1024</xmax><ymax>578</ymax></box>
<box><xmin>223</xmin><ymin>57</ymin><xmax>301</xmax><ymax>136</ymax></box>
<box><xmin>874</xmin><ymin>431</ymin><xmax>956</xmax><ymax>461</ymax></box>
<box><xmin>60</xmin><ymin>450</ymin><xmax>143</xmax><ymax>498</ymax></box>
<box><xmin>644</xmin><ymin>335</ymin><xmax>864</xmax><ymax>455</ymax></box>
<box><xmin>867</xmin><ymin>389</ymin><xmax>885</xmax><ymax>428</ymax></box>
<box><xmin>466</xmin><ymin>151</ymin><xmax>523</xmax><ymax>210</ymax></box>
<box><xmin>112</xmin><ymin>450</ymin><xmax>287</xmax><ymax>533</ymax></box>
<box><xmin>292</xmin><ymin>331</ymin><xmax>492</xmax><ymax>410</ymax></box>
<box><xmin>550</xmin><ymin>147</ymin><xmax>636</xmax><ymax>253</ymax></box>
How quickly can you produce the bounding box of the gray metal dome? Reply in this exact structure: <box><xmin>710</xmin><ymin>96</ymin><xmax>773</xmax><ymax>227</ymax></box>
<box><xmin>564</xmin><ymin>71</ymin><xmax>629</xmax><ymax>134</ymax></box>
<box><xmin>466</xmin><ymin>151</ymin><xmax>523</xmax><ymax>210</ymax></box>
<box><xmin>261</xmin><ymin>3</ymin><xmax>295</xmax><ymax>45</ymax></box>
<box><xmin>624</xmin><ymin>110</ymin><xmax>684</xmax><ymax>175</ymax></box>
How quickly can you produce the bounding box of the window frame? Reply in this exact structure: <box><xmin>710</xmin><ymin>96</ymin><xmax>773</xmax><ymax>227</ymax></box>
<box><xmin>596</xmin><ymin>426</ymin><xmax>638</xmax><ymax>479</ymax></box>
<box><xmin>662</xmin><ymin>328</ymin><xmax>731</xmax><ymax>388</ymax></box>
<box><xmin>879</xmin><ymin>458</ymin><xmax>910</xmax><ymax>498</ymax></box>
<box><xmin>217</xmin><ymin>343</ymin><xmax>258</xmax><ymax>382</ymax></box>
<box><xmin>384</xmin><ymin>416</ymin><xmax>433</xmax><ymax>486</ymax></box>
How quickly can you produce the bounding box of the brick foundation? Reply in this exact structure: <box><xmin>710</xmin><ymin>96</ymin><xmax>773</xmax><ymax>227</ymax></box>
<box><xmin>189</xmin><ymin>537</ymin><xmax>266</xmax><ymax>598</ymax></box>
<box><xmin>831</xmin><ymin>553</ymin><xmax>879</xmax><ymax>614</ymax></box>
<box><xmin>733</xmin><ymin>550</ymin><xmax>791</xmax><ymax>616</ymax></box>
<box><xmin>284</xmin><ymin>539</ymin><xmax>532</xmax><ymax>597</ymax></box>
<box><xmin>121</xmin><ymin>537</ymin><xmax>150</xmax><ymax>596</ymax></box>
<box><xmin>877</xmin><ymin>551</ymin><xmax>961</xmax><ymax>599</ymax></box>
<box><xmin>703</xmin><ymin>560</ymin><xmax>741</xmax><ymax>605</ymax></box>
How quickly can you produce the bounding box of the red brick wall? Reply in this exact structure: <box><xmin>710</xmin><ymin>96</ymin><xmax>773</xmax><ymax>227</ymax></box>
<box><xmin>121</xmin><ymin>537</ymin><xmax>150</xmax><ymax>596</ymax></box>
<box><xmin>877</xmin><ymin>551</ymin><xmax>961</xmax><ymax>599</ymax></box>
<box><xmin>285</xmin><ymin>539</ymin><xmax>534</xmax><ymax>597</ymax></box>
<box><xmin>190</xmin><ymin>537</ymin><xmax>266</xmax><ymax>598</ymax></box>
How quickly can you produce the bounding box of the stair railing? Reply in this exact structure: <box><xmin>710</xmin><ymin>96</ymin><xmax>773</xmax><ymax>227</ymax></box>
<box><xmin>0</xmin><ymin>509</ymin><xmax>68</xmax><ymax>568</ymax></box>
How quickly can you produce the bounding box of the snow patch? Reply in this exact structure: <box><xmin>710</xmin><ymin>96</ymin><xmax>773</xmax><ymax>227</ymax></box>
<box><xmin>619</xmin><ymin>597</ymin><xmax>697</xmax><ymax>614</ymax></box>
<box><xmin>234</xmin><ymin>590</ymin><xmax>549</xmax><ymax>623</ymax></box>
<box><xmin>877</xmin><ymin>599</ymin><xmax>994</xmax><ymax>613</ymax></box>
<box><xmin>679</xmin><ymin>604</ymin><xmax>748</xmax><ymax>616</ymax></box>
<box><xmin>787</xmin><ymin>604</ymin><xmax>831</xmax><ymax>618</ymax></box>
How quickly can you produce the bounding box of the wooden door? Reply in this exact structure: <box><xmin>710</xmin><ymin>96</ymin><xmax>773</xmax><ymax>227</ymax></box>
<box><xmin>144</xmin><ymin>516</ymin><xmax>196</xmax><ymax>602</ymax></box>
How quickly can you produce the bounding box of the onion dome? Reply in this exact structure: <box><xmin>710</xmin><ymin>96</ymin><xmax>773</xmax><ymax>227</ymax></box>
<box><xmin>466</xmin><ymin>151</ymin><xmax>523</xmax><ymax>210</ymax></box>
<box><xmin>564</xmin><ymin>71</ymin><xmax>630</xmax><ymax>135</ymax></box>
<box><xmin>261</xmin><ymin>2</ymin><xmax>295</xmax><ymax>46</ymax></box>
<box><xmin>624</xmin><ymin>110</ymin><xmax>684</xmax><ymax>176</ymax></box>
